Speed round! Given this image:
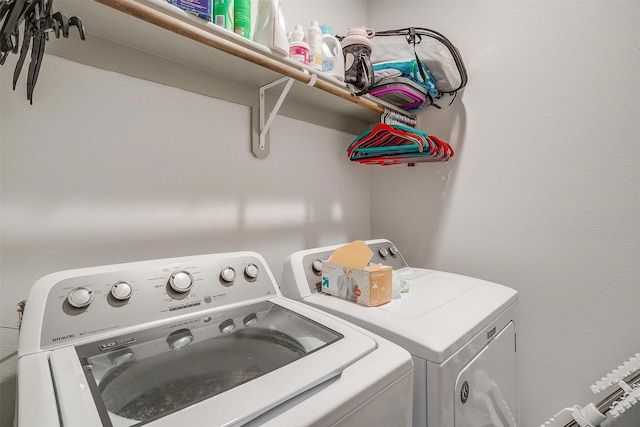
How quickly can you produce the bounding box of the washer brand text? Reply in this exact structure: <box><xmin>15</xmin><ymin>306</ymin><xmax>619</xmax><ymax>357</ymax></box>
<box><xmin>487</xmin><ymin>326</ymin><xmax>496</xmax><ymax>340</ymax></box>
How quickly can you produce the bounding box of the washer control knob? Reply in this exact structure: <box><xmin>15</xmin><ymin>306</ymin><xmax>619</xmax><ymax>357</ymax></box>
<box><xmin>378</xmin><ymin>247</ymin><xmax>389</xmax><ymax>259</ymax></box>
<box><xmin>220</xmin><ymin>267</ymin><xmax>236</xmax><ymax>283</ymax></box>
<box><xmin>244</xmin><ymin>263</ymin><xmax>259</xmax><ymax>279</ymax></box>
<box><xmin>219</xmin><ymin>319</ymin><xmax>236</xmax><ymax>334</ymax></box>
<box><xmin>311</xmin><ymin>259</ymin><xmax>323</xmax><ymax>274</ymax></box>
<box><xmin>110</xmin><ymin>281</ymin><xmax>133</xmax><ymax>301</ymax></box>
<box><xmin>169</xmin><ymin>271</ymin><xmax>194</xmax><ymax>293</ymax></box>
<box><xmin>389</xmin><ymin>246</ymin><xmax>398</xmax><ymax>256</ymax></box>
<box><xmin>67</xmin><ymin>287</ymin><xmax>94</xmax><ymax>308</ymax></box>
<box><xmin>166</xmin><ymin>329</ymin><xmax>193</xmax><ymax>350</ymax></box>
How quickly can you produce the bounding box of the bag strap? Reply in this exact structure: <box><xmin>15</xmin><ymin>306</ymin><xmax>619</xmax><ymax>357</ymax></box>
<box><xmin>349</xmin><ymin>52</ymin><xmax>374</xmax><ymax>96</ymax></box>
<box><xmin>405</xmin><ymin>28</ymin><xmax>435</xmax><ymax>107</ymax></box>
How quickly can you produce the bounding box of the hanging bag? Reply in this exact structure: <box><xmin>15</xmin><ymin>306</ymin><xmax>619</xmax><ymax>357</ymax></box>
<box><xmin>370</xmin><ymin>27</ymin><xmax>468</xmax><ymax>108</ymax></box>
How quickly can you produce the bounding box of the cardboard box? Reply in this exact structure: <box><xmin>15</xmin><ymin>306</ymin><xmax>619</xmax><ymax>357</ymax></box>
<box><xmin>171</xmin><ymin>0</ymin><xmax>212</xmax><ymax>21</ymax></box>
<box><xmin>321</xmin><ymin>241</ymin><xmax>392</xmax><ymax>306</ymax></box>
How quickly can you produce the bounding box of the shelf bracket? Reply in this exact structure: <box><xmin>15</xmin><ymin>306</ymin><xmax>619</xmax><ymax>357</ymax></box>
<box><xmin>252</xmin><ymin>76</ymin><xmax>295</xmax><ymax>159</ymax></box>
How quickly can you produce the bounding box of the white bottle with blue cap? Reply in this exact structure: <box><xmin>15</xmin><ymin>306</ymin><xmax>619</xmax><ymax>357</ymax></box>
<box><xmin>320</xmin><ymin>25</ymin><xmax>345</xmax><ymax>81</ymax></box>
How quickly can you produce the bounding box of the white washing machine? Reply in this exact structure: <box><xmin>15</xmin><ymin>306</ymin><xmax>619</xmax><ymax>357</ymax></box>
<box><xmin>281</xmin><ymin>239</ymin><xmax>520</xmax><ymax>427</ymax></box>
<box><xmin>16</xmin><ymin>251</ymin><xmax>414</xmax><ymax>427</ymax></box>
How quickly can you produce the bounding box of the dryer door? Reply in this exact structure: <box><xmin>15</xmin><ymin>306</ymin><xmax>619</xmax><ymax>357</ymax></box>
<box><xmin>454</xmin><ymin>321</ymin><xmax>518</xmax><ymax>427</ymax></box>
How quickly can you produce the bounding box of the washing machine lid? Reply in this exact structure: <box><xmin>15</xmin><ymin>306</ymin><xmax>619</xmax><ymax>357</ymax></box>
<box><xmin>49</xmin><ymin>299</ymin><xmax>377</xmax><ymax>427</ymax></box>
<box><xmin>303</xmin><ymin>268</ymin><xmax>518</xmax><ymax>363</ymax></box>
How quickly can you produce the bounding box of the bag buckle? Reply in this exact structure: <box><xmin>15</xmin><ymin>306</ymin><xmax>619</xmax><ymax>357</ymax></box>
<box><xmin>406</xmin><ymin>27</ymin><xmax>422</xmax><ymax>45</ymax></box>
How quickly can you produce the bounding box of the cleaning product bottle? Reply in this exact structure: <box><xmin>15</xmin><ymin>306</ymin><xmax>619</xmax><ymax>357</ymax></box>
<box><xmin>289</xmin><ymin>24</ymin><xmax>309</xmax><ymax>65</ymax></box>
<box><xmin>234</xmin><ymin>0</ymin><xmax>251</xmax><ymax>38</ymax></box>
<box><xmin>253</xmin><ymin>0</ymin><xmax>289</xmax><ymax>56</ymax></box>
<box><xmin>320</xmin><ymin>25</ymin><xmax>344</xmax><ymax>81</ymax></box>
<box><xmin>306</xmin><ymin>20</ymin><xmax>322</xmax><ymax>71</ymax></box>
<box><xmin>213</xmin><ymin>0</ymin><xmax>233</xmax><ymax>31</ymax></box>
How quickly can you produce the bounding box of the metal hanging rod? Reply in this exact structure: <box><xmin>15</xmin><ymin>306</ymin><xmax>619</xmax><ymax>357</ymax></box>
<box><xmin>381</xmin><ymin>109</ymin><xmax>417</xmax><ymax>127</ymax></box>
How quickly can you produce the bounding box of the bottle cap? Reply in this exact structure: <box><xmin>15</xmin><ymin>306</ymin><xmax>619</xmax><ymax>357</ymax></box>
<box><xmin>320</xmin><ymin>25</ymin><xmax>332</xmax><ymax>35</ymax></box>
<box><xmin>291</xmin><ymin>24</ymin><xmax>305</xmax><ymax>41</ymax></box>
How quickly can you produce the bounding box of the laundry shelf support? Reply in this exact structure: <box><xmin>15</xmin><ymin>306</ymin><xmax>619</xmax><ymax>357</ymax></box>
<box><xmin>254</xmin><ymin>77</ymin><xmax>294</xmax><ymax>158</ymax></box>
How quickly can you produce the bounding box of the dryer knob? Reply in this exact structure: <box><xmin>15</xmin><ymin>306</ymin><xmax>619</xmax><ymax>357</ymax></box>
<box><xmin>169</xmin><ymin>271</ymin><xmax>194</xmax><ymax>293</ymax></box>
<box><xmin>220</xmin><ymin>267</ymin><xmax>236</xmax><ymax>283</ymax></box>
<box><xmin>378</xmin><ymin>247</ymin><xmax>389</xmax><ymax>259</ymax></box>
<box><xmin>311</xmin><ymin>259</ymin><xmax>323</xmax><ymax>274</ymax></box>
<box><xmin>67</xmin><ymin>287</ymin><xmax>94</xmax><ymax>308</ymax></box>
<box><xmin>389</xmin><ymin>245</ymin><xmax>398</xmax><ymax>256</ymax></box>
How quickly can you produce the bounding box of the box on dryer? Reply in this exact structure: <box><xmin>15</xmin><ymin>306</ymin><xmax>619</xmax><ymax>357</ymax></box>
<box><xmin>321</xmin><ymin>241</ymin><xmax>392</xmax><ymax>306</ymax></box>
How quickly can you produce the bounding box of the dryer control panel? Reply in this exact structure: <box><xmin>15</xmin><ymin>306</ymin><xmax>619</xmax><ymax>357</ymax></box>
<box><xmin>36</xmin><ymin>252</ymin><xmax>277</xmax><ymax>350</ymax></box>
<box><xmin>299</xmin><ymin>240</ymin><xmax>408</xmax><ymax>294</ymax></box>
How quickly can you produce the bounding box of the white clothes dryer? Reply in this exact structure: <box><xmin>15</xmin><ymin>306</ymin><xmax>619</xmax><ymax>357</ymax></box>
<box><xmin>16</xmin><ymin>251</ymin><xmax>414</xmax><ymax>427</ymax></box>
<box><xmin>281</xmin><ymin>239</ymin><xmax>520</xmax><ymax>427</ymax></box>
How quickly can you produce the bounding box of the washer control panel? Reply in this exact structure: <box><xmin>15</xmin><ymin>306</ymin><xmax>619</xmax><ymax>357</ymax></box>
<box><xmin>39</xmin><ymin>252</ymin><xmax>275</xmax><ymax>349</ymax></box>
<box><xmin>300</xmin><ymin>240</ymin><xmax>408</xmax><ymax>293</ymax></box>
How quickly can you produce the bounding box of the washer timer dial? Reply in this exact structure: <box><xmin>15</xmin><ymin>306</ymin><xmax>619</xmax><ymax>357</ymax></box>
<box><xmin>110</xmin><ymin>281</ymin><xmax>133</xmax><ymax>301</ymax></box>
<box><xmin>169</xmin><ymin>271</ymin><xmax>194</xmax><ymax>293</ymax></box>
<box><xmin>67</xmin><ymin>287</ymin><xmax>94</xmax><ymax>308</ymax></box>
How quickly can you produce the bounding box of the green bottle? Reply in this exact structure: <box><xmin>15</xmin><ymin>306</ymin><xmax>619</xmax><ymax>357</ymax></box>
<box><xmin>234</xmin><ymin>0</ymin><xmax>251</xmax><ymax>38</ymax></box>
<box><xmin>214</xmin><ymin>0</ymin><xmax>233</xmax><ymax>31</ymax></box>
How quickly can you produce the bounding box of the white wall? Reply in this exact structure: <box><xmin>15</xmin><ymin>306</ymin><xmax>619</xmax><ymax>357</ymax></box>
<box><xmin>2</xmin><ymin>1</ymin><xmax>639</xmax><ymax>427</ymax></box>
<box><xmin>280</xmin><ymin>0</ymin><xmax>369</xmax><ymax>36</ymax></box>
<box><xmin>0</xmin><ymin>55</ymin><xmax>370</xmax><ymax>425</ymax></box>
<box><xmin>369</xmin><ymin>1</ymin><xmax>640</xmax><ymax>426</ymax></box>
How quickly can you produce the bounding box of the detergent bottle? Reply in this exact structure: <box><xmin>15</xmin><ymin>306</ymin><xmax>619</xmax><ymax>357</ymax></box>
<box><xmin>213</xmin><ymin>0</ymin><xmax>233</xmax><ymax>31</ymax></box>
<box><xmin>306</xmin><ymin>20</ymin><xmax>323</xmax><ymax>71</ymax></box>
<box><xmin>253</xmin><ymin>0</ymin><xmax>289</xmax><ymax>56</ymax></box>
<box><xmin>233</xmin><ymin>0</ymin><xmax>251</xmax><ymax>38</ymax></box>
<box><xmin>289</xmin><ymin>25</ymin><xmax>309</xmax><ymax>65</ymax></box>
<box><xmin>320</xmin><ymin>25</ymin><xmax>344</xmax><ymax>81</ymax></box>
